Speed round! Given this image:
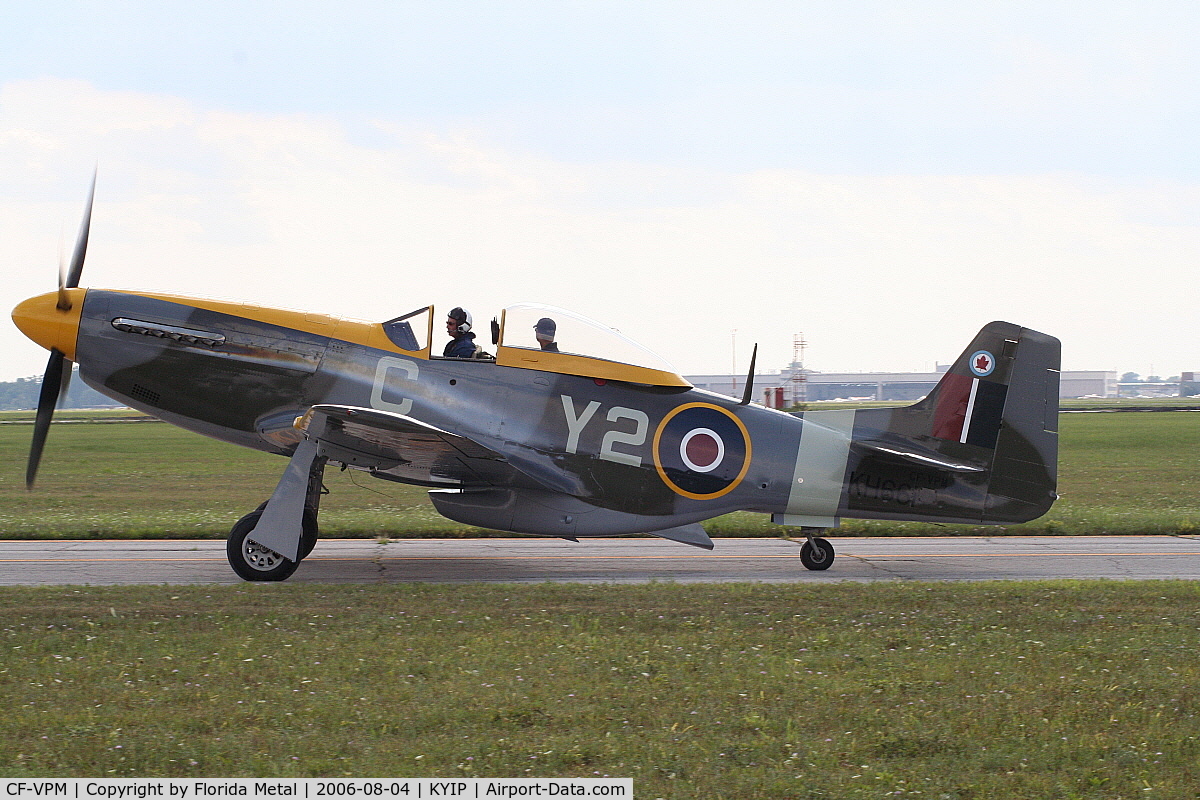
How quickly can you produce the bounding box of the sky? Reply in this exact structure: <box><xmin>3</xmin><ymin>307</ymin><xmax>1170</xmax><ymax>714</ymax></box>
<box><xmin>3</xmin><ymin>1</ymin><xmax>1199</xmax><ymax>382</ymax></box>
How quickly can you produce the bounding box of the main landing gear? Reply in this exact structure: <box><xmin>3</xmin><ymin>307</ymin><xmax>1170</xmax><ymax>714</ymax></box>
<box><xmin>225</xmin><ymin>439</ymin><xmax>328</xmax><ymax>582</ymax></box>
<box><xmin>226</xmin><ymin>504</ymin><xmax>320</xmax><ymax>581</ymax></box>
<box><xmin>798</xmin><ymin>528</ymin><xmax>835</xmax><ymax>571</ymax></box>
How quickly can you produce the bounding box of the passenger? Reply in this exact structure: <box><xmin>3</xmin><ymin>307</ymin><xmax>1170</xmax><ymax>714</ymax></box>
<box><xmin>443</xmin><ymin>307</ymin><xmax>479</xmax><ymax>358</ymax></box>
<box><xmin>534</xmin><ymin>317</ymin><xmax>559</xmax><ymax>352</ymax></box>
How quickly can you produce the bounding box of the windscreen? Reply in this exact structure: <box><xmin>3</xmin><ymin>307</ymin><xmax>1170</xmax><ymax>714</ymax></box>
<box><xmin>383</xmin><ymin>306</ymin><xmax>431</xmax><ymax>352</ymax></box>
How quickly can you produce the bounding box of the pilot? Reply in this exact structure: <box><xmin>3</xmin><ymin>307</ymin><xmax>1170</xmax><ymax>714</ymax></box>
<box><xmin>444</xmin><ymin>307</ymin><xmax>479</xmax><ymax>358</ymax></box>
<box><xmin>534</xmin><ymin>317</ymin><xmax>559</xmax><ymax>352</ymax></box>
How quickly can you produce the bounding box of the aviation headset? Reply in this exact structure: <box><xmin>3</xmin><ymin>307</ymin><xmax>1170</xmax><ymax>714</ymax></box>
<box><xmin>448</xmin><ymin>306</ymin><xmax>473</xmax><ymax>334</ymax></box>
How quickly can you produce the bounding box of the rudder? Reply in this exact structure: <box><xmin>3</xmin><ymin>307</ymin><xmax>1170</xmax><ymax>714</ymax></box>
<box><xmin>984</xmin><ymin>327</ymin><xmax>1060</xmax><ymax>522</ymax></box>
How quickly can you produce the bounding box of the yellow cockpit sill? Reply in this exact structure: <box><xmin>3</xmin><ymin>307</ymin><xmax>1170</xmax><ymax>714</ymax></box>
<box><xmin>495</xmin><ymin>346</ymin><xmax>691</xmax><ymax>388</ymax></box>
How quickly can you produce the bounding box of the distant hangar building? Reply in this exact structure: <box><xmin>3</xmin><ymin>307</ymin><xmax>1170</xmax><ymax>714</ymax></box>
<box><xmin>685</xmin><ymin>368</ymin><xmax>1118</xmax><ymax>404</ymax></box>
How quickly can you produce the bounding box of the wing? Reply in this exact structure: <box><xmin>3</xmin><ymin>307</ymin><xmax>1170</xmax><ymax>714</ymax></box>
<box><xmin>304</xmin><ymin>404</ymin><xmax>523</xmax><ymax>488</ymax></box>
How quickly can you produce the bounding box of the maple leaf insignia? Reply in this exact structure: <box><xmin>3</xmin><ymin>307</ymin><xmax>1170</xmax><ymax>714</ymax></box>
<box><xmin>974</xmin><ymin>354</ymin><xmax>991</xmax><ymax>373</ymax></box>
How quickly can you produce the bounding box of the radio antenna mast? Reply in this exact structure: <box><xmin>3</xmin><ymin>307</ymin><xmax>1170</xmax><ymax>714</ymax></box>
<box><xmin>791</xmin><ymin>333</ymin><xmax>807</xmax><ymax>407</ymax></box>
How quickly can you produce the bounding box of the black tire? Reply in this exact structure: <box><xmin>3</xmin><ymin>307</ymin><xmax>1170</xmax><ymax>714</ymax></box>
<box><xmin>225</xmin><ymin>507</ymin><xmax>318</xmax><ymax>582</ymax></box>
<box><xmin>799</xmin><ymin>537</ymin><xmax>834</xmax><ymax>571</ymax></box>
<box><xmin>298</xmin><ymin>508</ymin><xmax>319</xmax><ymax>560</ymax></box>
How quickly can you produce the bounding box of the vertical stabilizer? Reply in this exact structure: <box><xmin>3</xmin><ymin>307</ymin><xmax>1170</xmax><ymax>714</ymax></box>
<box><xmin>844</xmin><ymin>322</ymin><xmax>1059</xmax><ymax>524</ymax></box>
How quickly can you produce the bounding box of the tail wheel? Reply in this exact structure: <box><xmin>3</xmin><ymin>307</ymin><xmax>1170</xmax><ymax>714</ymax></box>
<box><xmin>799</xmin><ymin>536</ymin><xmax>834</xmax><ymax>571</ymax></box>
<box><xmin>226</xmin><ymin>506</ymin><xmax>318</xmax><ymax>582</ymax></box>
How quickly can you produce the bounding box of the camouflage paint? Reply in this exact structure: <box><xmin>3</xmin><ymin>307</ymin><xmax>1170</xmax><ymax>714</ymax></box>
<box><xmin>22</xmin><ymin>288</ymin><xmax>1059</xmax><ymax>540</ymax></box>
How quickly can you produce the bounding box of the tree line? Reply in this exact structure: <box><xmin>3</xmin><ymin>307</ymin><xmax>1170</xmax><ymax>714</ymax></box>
<box><xmin>0</xmin><ymin>372</ymin><xmax>123</xmax><ymax>411</ymax></box>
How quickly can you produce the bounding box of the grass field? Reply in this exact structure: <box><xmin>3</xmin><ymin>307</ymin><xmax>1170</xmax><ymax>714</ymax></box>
<box><xmin>3</xmin><ymin>580</ymin><xmax>1200</xmax><ymax>797</ymax></box>
<box><xmin>2</xmin><ymin>409</ymin><xmax>1199</xmax><ymax>539</ymax></box>
<box><xmin>4</xmin><ymin>411</ymin><xmax>1200</xmax><ymax>792</ymax></box>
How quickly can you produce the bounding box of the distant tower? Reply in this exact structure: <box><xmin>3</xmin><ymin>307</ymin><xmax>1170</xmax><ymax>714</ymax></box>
<box><xmin>790</xmin><ymin>333</ymin><xmax>807</xmax><ymax>407</ymax></box>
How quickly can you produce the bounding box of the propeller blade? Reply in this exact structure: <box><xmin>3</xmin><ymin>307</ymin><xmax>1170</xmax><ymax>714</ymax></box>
<box><xmin>58</xmin><ymin>357</ymin><xmax>73</xmax><ymax>406</ymax></box>
<box><xmin>27</xmin><ymin>349</ymin><xmax>67</xmax><ymax>489</ymax></box>
<box><xmin>61</xmin><ymin>169</ymin><xmax>96</xmax><ymax>294</ymax></box>
<box><xmin>57</xmin><ymin>250</ymin><xmax>69</xmax><ymax>313</ymax></box>
<box><xmin>30</xmin><ymin>173</ymin><xmax>95</xmax><ymax>487</ymax></box>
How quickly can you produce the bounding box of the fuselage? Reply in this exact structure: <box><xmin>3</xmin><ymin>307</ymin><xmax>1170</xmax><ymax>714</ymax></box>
<box><xmin>14</xmin><ymin>287</ymin><xmax>1051</xmax><ymax>535</ymax></box>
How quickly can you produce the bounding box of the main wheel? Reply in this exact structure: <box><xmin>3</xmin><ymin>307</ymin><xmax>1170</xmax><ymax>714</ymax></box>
<box><xmin>226</xmin><ymin>507</ymin><xmax>319</xmax><ymax>582</ymax></box>
<box><xmin>799</xmin><ymin>537</ymin><xmax>834</xmax><ymax>571</ymax></box>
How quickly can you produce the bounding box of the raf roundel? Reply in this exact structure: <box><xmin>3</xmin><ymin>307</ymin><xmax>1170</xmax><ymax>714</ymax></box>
<box><xmin>969</xmin><ymin>350</ymin><xmax>996</xmax><ymax>377</ymax></box>
<box><xmin>653</xmin><ymin>403</ymin><xmax>752</xmax><ymax>500</ymax></box>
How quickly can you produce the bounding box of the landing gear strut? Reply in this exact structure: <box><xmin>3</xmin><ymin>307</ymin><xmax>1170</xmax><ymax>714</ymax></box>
<box><xmin>226</xmin><ymin>438</ymin><xmax>328</xmax><ymax>582</ymax></box>
<box><xmin>798</xmin><ymin>528</ymin><xmax>835</xmax><ymax>571</ymax></box>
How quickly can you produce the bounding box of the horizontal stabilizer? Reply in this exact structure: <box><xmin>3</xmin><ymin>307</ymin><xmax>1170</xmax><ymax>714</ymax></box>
<box><xmin>854</xmin><ymin>439</ymin><xmax>986</xmax><ymax>473</ymax></box>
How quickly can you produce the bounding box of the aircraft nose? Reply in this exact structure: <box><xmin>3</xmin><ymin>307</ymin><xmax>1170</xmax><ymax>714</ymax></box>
<box><xmin>11</xmin><ymin>289</ymin><xmax>86</xmax><ymax>362</ymax></box>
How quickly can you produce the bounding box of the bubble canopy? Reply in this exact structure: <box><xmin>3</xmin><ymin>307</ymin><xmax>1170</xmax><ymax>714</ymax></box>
<box><xmin>497</xmin><ymin>303</ymin><xmax>690</xmax><ymax>387</ymax></box>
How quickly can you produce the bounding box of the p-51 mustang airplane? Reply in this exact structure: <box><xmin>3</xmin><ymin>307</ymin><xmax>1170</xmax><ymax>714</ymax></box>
<box><xmin>13</xmin><ymin>180</ymin><xmax>1061</xmax><ymax>581</ymax></box>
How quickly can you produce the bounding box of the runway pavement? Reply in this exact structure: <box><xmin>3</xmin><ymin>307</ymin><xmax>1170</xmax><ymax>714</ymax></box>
<box><xmin>4</xmin><ymin>535</ymin><xmax>1200</xmax><ymax>585</ymax></box>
